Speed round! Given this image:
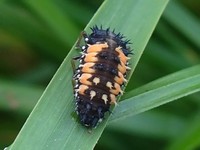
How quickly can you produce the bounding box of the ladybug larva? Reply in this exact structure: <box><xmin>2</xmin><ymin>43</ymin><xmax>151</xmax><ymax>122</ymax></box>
<box><xmin>73</xmin><ymin>25</ymin><xmax>131</xmax><ymax>128</ymax></box>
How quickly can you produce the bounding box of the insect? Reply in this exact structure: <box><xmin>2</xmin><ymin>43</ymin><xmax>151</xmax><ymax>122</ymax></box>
<box><xmin>73</xmin><ymin>25</ymin><xmax>131</xmax><ymax>128</ymax></box>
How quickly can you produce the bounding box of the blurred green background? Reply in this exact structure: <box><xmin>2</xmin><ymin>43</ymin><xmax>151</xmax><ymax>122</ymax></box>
<box><xmin>0</xmin><ymin>0</ymin><xmax>200</xmax><ymax>149</ymax></box>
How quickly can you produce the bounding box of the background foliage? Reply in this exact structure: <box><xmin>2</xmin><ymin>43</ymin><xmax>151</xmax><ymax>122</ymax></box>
<box><xmin>0</xmin><ymin>0</ymin><xmax>200</xmax><ymax>149</ymax></box>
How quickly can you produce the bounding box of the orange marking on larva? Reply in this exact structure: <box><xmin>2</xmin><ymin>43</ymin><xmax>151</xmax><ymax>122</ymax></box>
<box><xmin>87</xmin><ymin>43</ymin><xmax>108</xmax><ymax>53</ymax></box>
<box><xmin>118</xmin><ymin>61</ymin><xmax>127</xmax><ymax>74</ymax></box>
<box><xmin>78</xmin><ymin>85</ymin><xmax>89</xmax><ymax>95</ymax></box>
<box><xmin>84</xmin><ymin>52</ymin><xmax>98</xmax><ymax>62</ymax></box>
<box><xmin>114</xmin><ymin>72</ymin><xmax>127</xmax><ymax>85</ymax></box>
<box><xmin>81</xmin><ymin>63</ymin><xmax>95</xmax><ymax>73</ymax></box>
<box><xmin>115</xmin><ymin>47</ymin><xmax>129</xmax><ymax>64</ymax></box>
<box><xmin>79</xmin><ymin>73</ymin><xmax>92</xmax><ymax>85</ymax></box>
<box><xmin>110</xmin><ymin>82</ymin><xmax>123</xmax><ymax>95</ymax></box>
<box><xmin>110</xmin><ymin>94</ymin><xmax>117</xmax><ymax>105</ymax></box>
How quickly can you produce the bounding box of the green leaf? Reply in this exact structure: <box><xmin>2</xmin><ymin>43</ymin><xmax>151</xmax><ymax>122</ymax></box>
<box><xmin>109</xmin><ymin>65</ymin><xmax>200</xmax><ymax>123</ymax></box>
<box><xmin>9</xmin><ymin>0</ymin><xmax>169</xmax><ymax>150</ymax></box>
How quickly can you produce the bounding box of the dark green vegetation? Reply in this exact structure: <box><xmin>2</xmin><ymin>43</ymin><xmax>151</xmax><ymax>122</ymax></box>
<box><xmin>0</xmin><ymin>0</ymin><xmax>200</xmax><ymax>150</ymax></box>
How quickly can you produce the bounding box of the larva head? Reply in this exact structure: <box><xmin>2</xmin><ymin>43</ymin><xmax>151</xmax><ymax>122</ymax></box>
<box><xmin>86</xmin><ymin>26</ymin><xmax>131</xmax><ymax>56</ymax></box>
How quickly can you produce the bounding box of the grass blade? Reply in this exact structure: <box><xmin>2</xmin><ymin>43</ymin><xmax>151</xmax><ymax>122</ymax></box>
<box><xmin>109</xmin><ymin>65</ymin><xmax>200</xmax><ymax>123</ymax></box>
<box><xmin>9</xmin><ymin>0</ymin><xmax>169</xmax><ymax>149</ymax></box>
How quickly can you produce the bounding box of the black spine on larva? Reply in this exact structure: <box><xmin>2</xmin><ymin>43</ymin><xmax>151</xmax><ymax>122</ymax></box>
<box><xmin>88</xmin><ymin>25</ymin><xmax>132</xmax><ymax>56</ymax></box>
<box><xmin>74</xmin><ymin>26</ymin><xmax>131</xmax><ymax>128</ymax></box>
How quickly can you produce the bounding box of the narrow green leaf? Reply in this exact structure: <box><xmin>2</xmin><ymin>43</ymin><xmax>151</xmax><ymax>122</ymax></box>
<box><xmin>109</xmin><ymin>65</ymin><xmax>200</xmax><ymax>123</ymax></box>
<box><xmin>9</xmin><ymin>0</ymin><xmax>168</xmax><ymax>150</ymax></box>
<box><xmin>123</xmin><ymin>65</ymin><xmax>200</xmax><ymax>100</ymax></box>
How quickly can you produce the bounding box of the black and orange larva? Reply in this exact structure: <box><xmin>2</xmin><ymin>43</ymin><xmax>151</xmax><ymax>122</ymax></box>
<box><xmin>73</xmin><ymin>26</ymin><xmax>131</xmax><ymax>128</ymax></box>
